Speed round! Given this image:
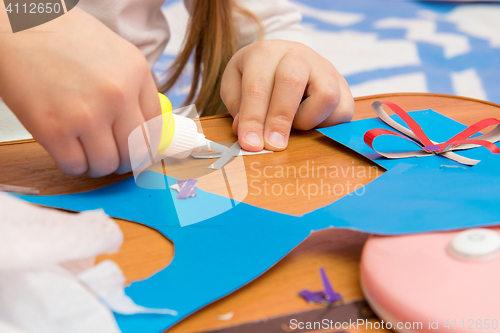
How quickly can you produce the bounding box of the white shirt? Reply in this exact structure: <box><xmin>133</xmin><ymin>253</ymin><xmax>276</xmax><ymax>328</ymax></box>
<box><xmin>78</xmin><ymin>0</ymin><xmax>312</xmax><ymax>68</ymax></box>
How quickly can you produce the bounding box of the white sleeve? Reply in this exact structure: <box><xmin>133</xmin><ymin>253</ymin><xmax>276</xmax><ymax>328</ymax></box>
<box><xmin>233</xmin><ymin>0</ymin><xmax>314</xmax><ymax>50</ymax></box>
<box><xmin>78</xmin><ymin>0</ymin><xmax>170</xmax><ymax>69</ymax></box>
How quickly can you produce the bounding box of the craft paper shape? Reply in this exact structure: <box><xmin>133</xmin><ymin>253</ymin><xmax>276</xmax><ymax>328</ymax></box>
<box><xmin>0</xmin><ymin>184</ymin><xmax>39</xmax><ymax>195</ymax></box>
<box><xmin>191</xmin><ymin>141</ymin><xmax>273</xmax><ymax>160</ymax></box>
<box><xmin>15</xmin><ymin>104</ymin><xmax>500</xmax><ymax>332</ymax></box>
<box><xmin>363</xmin><ymin>101</ymin><xmax>500</xmax><ymax>165</ymax></box>
<box><xmin>170</xmin><ymin>179</ymin><xmax>198</xmax><ymax>199</ymax></box>
<box><xmin>16</xmin><ymin>171</ymin><xmax>319</xmax><ymax>333</ymax></box>
<box><xmin>191</xmin><ymin>141</ymin><xmax>273</xmax><ymax>169</ymax></box>
<box><xmin>299</xmin><ymin>267</ymin><xmax>342</xmax><ymax>305</ymax></box>
<box><xmin>306</xmin><ymin>157</ymin><xmax>500</xmax><ymax>235</ymax></box>
<box><xmin>216</xmin><ymin>312</ymin><xmax>234</xmax><ymax>321</ymax></box>
<box><xmin>318</xmin><ymin>107</ymin><xmax>500</xmax><ymax>170</ymax></box>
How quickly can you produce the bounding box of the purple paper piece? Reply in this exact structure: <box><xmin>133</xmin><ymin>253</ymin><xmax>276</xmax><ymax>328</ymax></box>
<box><xmin>298</xmin><ymin>290</ymin><xmax>326</xmax><ymax>304</ymax></box>
<box><xmin>424</xmin><ymin>144</ymin><xmax>441</xmax><ymax>152</ymax></box>
<box><xmin>320</xmin><ymin>267</ymin><xmax>342</xmax><ymax>304</ymax></box>
<box><xmin>299</xmin><ymin>267</ymin><xmax>343</xmax><ymax>305</ymax></box>
<box><xmin>176</xmin><ymin>179</ymin><xmax>198</xmax><ymax>199</ymax></box>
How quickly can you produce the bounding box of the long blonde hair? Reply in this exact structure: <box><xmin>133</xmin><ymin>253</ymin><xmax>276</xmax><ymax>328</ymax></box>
<box><xmin>159</xmin><ymin>0</ymin><xmax>261</xmax><ymax>116</ymax></box>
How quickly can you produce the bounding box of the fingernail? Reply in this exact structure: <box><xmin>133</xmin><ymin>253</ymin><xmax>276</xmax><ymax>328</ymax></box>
<box><xmin>244</xmin><ymin>132</ymin><xmax>263</xmax><ymax>147</ymax></box>
<box><xmin>267</xmin><ymin>132</ymin><xmax>287</xmax><ymax>149</ymax></box>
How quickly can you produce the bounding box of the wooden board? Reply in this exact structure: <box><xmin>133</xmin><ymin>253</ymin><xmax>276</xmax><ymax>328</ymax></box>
<box><xmin>1</xmin><ymin>93</ymin><xmax>499</xmax><ymax>333</ymax></box>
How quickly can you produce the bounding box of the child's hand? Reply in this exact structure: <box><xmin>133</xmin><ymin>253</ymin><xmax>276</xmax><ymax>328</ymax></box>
<box><xmin>0</xmin><ymin>8</ymin><xmax>160</xmax><ymax>177</ymax></box>
<box><xmin>221</xmin><ymin>40</ymin><xmax>354</xmax><ymax>152</ymax></box>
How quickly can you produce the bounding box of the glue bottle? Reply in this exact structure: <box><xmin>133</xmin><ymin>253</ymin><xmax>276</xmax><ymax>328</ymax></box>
<box><xmin>156</xmin><ymin>93</ymin><xmax>231</xmax><ymax>159</ymax></box>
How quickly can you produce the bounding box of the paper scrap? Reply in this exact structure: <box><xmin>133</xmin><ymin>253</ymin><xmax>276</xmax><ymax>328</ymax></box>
<box><xmin>78</xmin><ymin>260</ymin><xmax>178</xmax><ymax>316</ymax></box>
<box><xmin>0</xmin><ymin>184</ymin><xmax>39</xmax><ymax>195</ymax></box>
<box><xmin>364</xmin><ymin>101</ymin><xmax>500</xmax><ymax>166</ymax></box>
<box><xmin>170</xmin><ymin>179</ymin><xmax>198</xmax><ymax>199</ymax></box>
<box><xmin>216</xmin><ymin>312</ymin><xmax>234</xmax><ymax>321</ymax></box>
<box><xmin>299</xmin><ymin>267</ymin><xmax>342</xmax><ymax>306</ymax></box>
<box><xmin>191</xmin><ymin>145</ymin><xmax>273</xmax><ymax>159</ymax></box>
<box><xmin>298</xmin><ymin>290</ymin><xmax>327</xmax><ymax>304</ymax></box>
<box><xmin>319</xmin><ymin>267</ymin><xmax>342</xmax><ymax>304</ymax></box>
<box><xmin>191</xmin><ymin>142</ymin><xmax>273</xmax><ymax>170</ymax></box>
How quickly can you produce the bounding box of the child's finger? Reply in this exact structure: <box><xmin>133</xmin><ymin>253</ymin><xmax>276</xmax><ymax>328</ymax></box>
<box><xmin>220</xmin><ymin>57</ymin><xmax>242</xmax><ymax>119</ymax></box>
<box><xmin>263</xmin><ymin>54</ymin><xmax>310</xmax><ymax>150</ymax></box>
<box><xmin>292</xmin><ymin>66</ymin><xmax>342</xmax><ymax>131</ymax></box>
<box><xmin>80</xmin><ymin>127</ymin><xmax>120</xmax><ymax>178</ymax></box>
<box><xmin>139</xmin><ymin>74</ymin><xmax>162</xmax><ymax>121</ymax></box>
<box><xmin>237</xmin><ymin>52</ymin><xmax>281</xmax><ymax>151</ymax></box>
<box><xmin>41</xmin><ymin>135</ymin><xmax>89</xmax><ymax>176</ymax></box>
<box><xmin>318</xmin><ymin>74</ymin><xmax>355</xmax><ymax>127</ymax></box>
<box><xmin>112</xmin><ymin>106</ymin><xmax>147</xmax><ymax>175</ymax></box>
<box><xmin>232</xmin><ymin>113</ymin><xmax>240</xmax><ymax>135</ymax></box>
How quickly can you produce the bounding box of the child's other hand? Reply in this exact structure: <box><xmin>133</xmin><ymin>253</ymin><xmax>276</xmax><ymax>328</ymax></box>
<box><xmin>221</xmin><ymin>40</ymin><xmax>354</xmax><ymax>152</ymax></box>
<box><xmin>0</xmin><ymin>8</ymin><xmax>160</xmax><ymax>177</ymax></box>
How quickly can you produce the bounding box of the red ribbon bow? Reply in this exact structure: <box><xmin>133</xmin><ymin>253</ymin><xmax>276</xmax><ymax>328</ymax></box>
<box><xmin>363</xmin><ymin>101</ymin><xmax>500</xmax><ymax>166</ymax></box>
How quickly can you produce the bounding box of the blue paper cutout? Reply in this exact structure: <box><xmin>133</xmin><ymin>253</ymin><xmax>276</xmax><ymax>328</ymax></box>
<box><xmin>17</xmin><ymin>171</ymin><xmax>333</xmax><ymax>332</ymax></box>
<box><xmin>14</xmin><ymin>109</ymin><xmax>500</xmax><ymax>332</ymax></box>
<box><xmin>306</xmin><ymin>158</ymin><xmax>500</xmax><ymax>235</ymax></box>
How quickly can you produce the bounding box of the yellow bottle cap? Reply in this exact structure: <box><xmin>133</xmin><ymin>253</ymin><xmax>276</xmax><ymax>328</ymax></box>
<box><xmin>157</xmin><ymin>93</ymin><xmax>175</xmax><ymax>155</ymax></box>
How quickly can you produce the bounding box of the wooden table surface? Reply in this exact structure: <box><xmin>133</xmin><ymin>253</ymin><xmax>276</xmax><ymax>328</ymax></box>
<box><xmin>1</xmin><ymin>93</ymin><xmax>500</xmax><ymax>333</ymax></box>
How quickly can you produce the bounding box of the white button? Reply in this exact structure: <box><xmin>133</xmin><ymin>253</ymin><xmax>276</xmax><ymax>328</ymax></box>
<box><xmin>449</xmin><ymin>228</ymin><xmax>500</xmax><ymax>259</ymax></box>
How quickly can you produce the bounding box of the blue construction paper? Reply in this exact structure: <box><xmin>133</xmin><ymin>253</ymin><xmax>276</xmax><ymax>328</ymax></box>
<box><xmin>14</xmin><ymin>109</ymin><xmax>500</xmax><ymax>332</ymax></box>
<box><xmin>317</xmin><ymin>110</ymin><xmax>497</xmax><ymax>170</ymax></box>
<box><xmin>16</xmin><ymin>171</ymin><xmax>337</xmax><ymax>333</ymax></box>
<box><xmin>16</xmin><ymin>162</ymin><xmax>500</xmax><ymax>331</ymax></box>
<box><xmin>306</xmin><ymin>156</ymin><xmax>500</xmax><ymax>235</ymax></box>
